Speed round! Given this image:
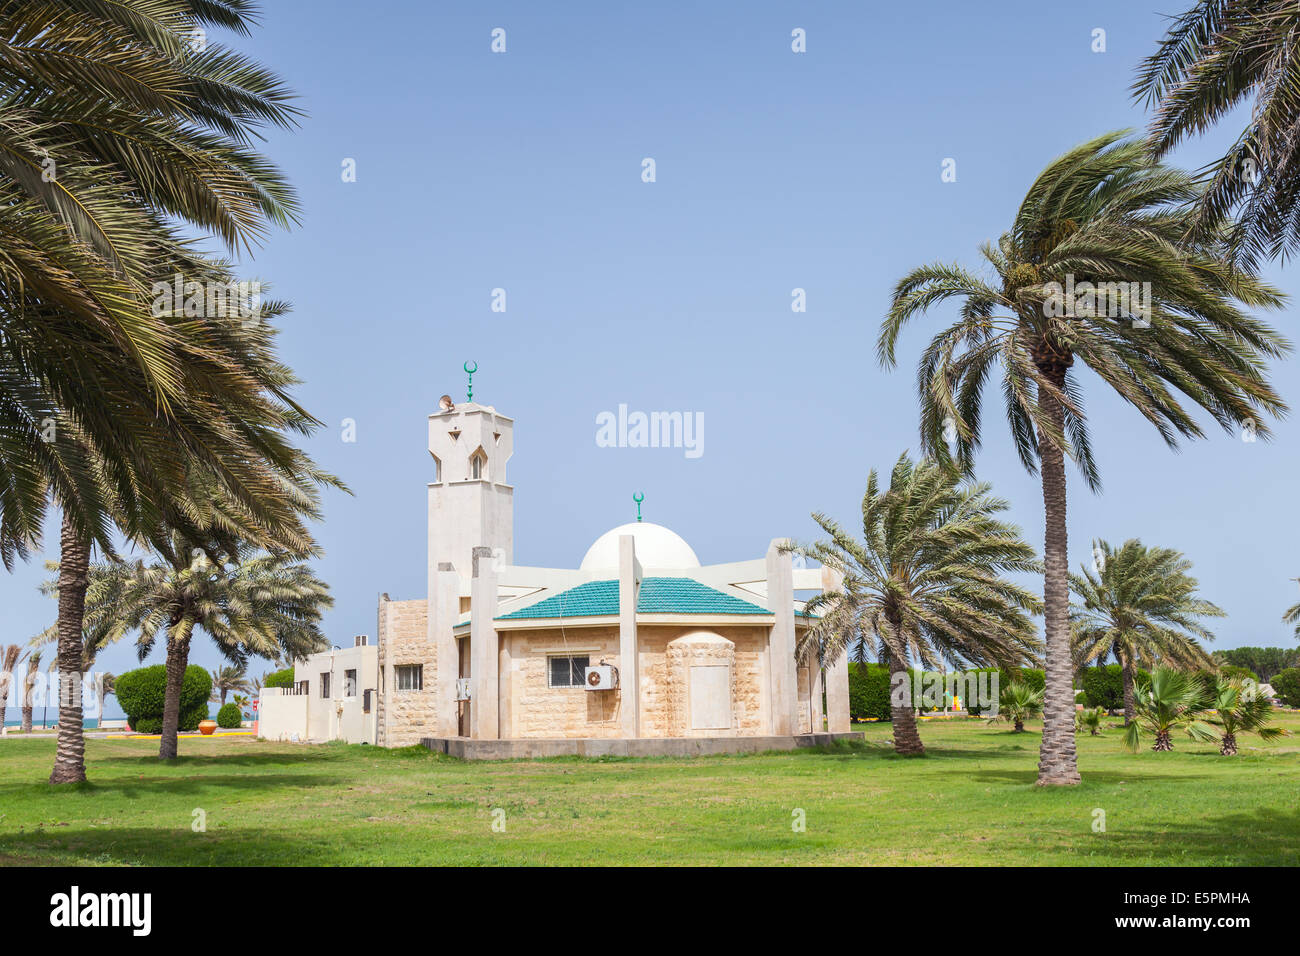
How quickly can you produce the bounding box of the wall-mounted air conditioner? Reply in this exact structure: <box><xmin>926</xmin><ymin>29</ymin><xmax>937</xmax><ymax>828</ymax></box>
<box><xmin>584</xmin><ymin>665</ymin><xmax>618</xmax><ymax>691</ymax></box>
<box><xmin>455</xmin><ymin>678</ymin><xmax>471</xmax><ymax>701</ymax></box>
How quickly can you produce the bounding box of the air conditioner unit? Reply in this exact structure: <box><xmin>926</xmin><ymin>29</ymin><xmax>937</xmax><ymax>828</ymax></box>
<box><xmin>454</xmin><ymin>678</ymin><xmax>471</xmax><ymax>701</ymax></box>
<box><xmin>584</xmin><ymin>665</ymin><xmax>618</xmax><ymax>691</ymax></box>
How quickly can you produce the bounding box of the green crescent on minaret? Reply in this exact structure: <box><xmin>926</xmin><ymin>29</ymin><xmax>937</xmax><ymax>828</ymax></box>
<box><xmin>464</xmin><ymin>360</ymin><xmax>477</xmax><ymax>402</ymax></box>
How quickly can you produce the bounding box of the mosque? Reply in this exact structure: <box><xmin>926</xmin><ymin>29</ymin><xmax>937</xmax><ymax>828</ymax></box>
<box><xmin>372</xmin><ymin>376</ymin><xmax>855</xmax><ymax>757</ymax></box>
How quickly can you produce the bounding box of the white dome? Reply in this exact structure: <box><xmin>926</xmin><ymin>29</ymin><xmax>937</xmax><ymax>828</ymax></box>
<box><xmin>580</xmin><ymin>521</ymin><xmax>700</xmax><ymax>571</ymax></box>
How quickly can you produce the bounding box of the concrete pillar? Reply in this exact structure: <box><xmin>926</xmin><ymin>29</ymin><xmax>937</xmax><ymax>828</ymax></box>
<box><xmin>766</xmin><ymin>539</ymin><xmax>798</xmax><ymax>736</ymax></box>
<box><xmin>822</xmin><ymin>565</ymin><xmax>851</xmax><ymax>732</ymax></box>
<box><xmin>618</xmin><ymin>534</ymin><xmax>641</xmax><ymax>738</ymax></box>
<box><xmin>809</xmin><ymin>662</ymin><xmax>826</xmax><ymax>733</ymax></box>
<box><xmin>470</xmin><ymin>546</ymin><xmax>499</xmax><ymax>739</ymax></box>
<box><xmin>431</xmin><ymin>562</ymin><xmax>460</xmax><ymax>738</ymax></box>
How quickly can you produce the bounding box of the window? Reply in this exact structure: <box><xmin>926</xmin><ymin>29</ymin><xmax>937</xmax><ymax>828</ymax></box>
<box><xmin>471</xmin><ymin>454</ymin><xmax>483</xmax><ymax>479</ymax></box>
<box><xmin>548</xmin><ymin>655</ymin><xmax>590</xmax><ymax>688</ymax></box>
<box><xmin>296</xmin><ymin>680</ymin><xmax>309</xmax><ymax>696</ymax></box>
<box><xmin>395</xmin><ymin>664</ymin><xmax>423</xmax><ymax>692</ymax></box>
<box><xmin>344</xmin><ymin>669</ymin><xmax>357</xmax><ymax>697</ymax></box>
<box><xmin>320</xmin><ymin>672</ymin><xmax>331</xmax><ymax>698</ymax></box>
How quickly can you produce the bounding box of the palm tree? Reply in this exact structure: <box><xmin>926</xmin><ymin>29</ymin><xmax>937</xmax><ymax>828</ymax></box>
<box><xmin>987</xmin><ymin>681</ymin><xmax>1044</xmax><ymax>733</ymax></box>
<box><xmin>1135</xmin><ymin>1</ymin><xmax>1300</xmax><ymax>266</ymax></box>
<box><xmin>211</xmin><ymin>665</ymin><xmax>251</xmax><ymax>706</ymax></box>
<box><xmin>21</xmin><ymin>651</ymin><xmax>42</xmax><ymax>733</ymax></box>
<box><xmin>1207</xmin><ymin>676</ymin><xmax>1285</xmax><ymax>755</ymax></box>
<box><xmin>880</xmin><ymin>132</ymin><xmax>1289</xmax><ymax>784</ymax></box>
<box><xmin>1123</xmin><ymin>666</ymin><xmax>1217</xmax><ymax>752</ymax></box>
<box><xmin>0</xmin><ymin>2</ymin><xmax>323</xmax><ymax>785</ymax></box>
<box><xmin>1075</xmin><ymin>706</ymin><xmax>1106</xmax><ymax>737</ymax></box>
<box><xmin>79</xmin><ymin>547</ymin><xmax>331</xmax><ymax>759</ymax></box>
<box><xmin>1070</xmin><ymin>539</ymin><xmax>1223</xmax><ymax>725</ymax></box>
<box><xmin>94</xmin><ymin>673</ymin><xmax>115</xmax><ymax>731</ymax></box>
<box><xmin>1284</xmin><ymin>582</ymin><xmax>1300</xmax><ymax>639</ymax></box>
<box><xmin>796</xmin><ymin>454</ymin><xmax>1042</xmax><ymax>755</ymax></box>
<box><xmin>0</xmin><ymin>645</ymin><xmax>20</xmax><ymax>728</ymax></box>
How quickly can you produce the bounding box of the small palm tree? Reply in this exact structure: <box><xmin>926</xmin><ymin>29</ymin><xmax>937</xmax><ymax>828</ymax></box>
<box><xmin>211</xmin><ymin>665</ymin><xmax>251</xmax><ymax>706</ymax></box>
<box><xmin>1123</xmin><ymin>667</ymin><xmax>1217</xmax><ymax>752</ymax></box>
<box><xmin>94</xmin><ymin>673</ymin><xmax>116</xmax><ymax>730</ymax></box>
<box><xmin>1075</xmin><ymin>706</ymin><xmax>1106</xmax><ymax>737</ymax></box>
<box><xmin>0</xmin><ymin>645</ymin><xmax>21</xmax><ymax>728</ymax></box>
<box><xmin>81</xmin><ymin>547</ymin><xmax>331</xmax><ymax>759</ymax></box>
<box><xmin>1207</xmin><ymin>677</ymin><xmax>1286</xmax><ymax>756</ymax></box>
<box><xmin>21</xmin><ymin>652</ymin><xmax>42</xmax><ymax>733</ymax></box>
<box><xmin>1071</xmin><ymin>539</ymin><xmax>1223</xmax><ymax>725</ymax></box>
<box><xmin>880</xmin><ymin>132</ymin><xmax>1289</xmax><ymax>784</ymax></box>
<box><xmin>797</xmin><ymin>454</ymin><xmax>1042</xmax><ymax>755</ymax></box>
<box><xmin>987</xmin><ymin>681</ymin><xmax>1044</xmax><ymax>732</ymax></box>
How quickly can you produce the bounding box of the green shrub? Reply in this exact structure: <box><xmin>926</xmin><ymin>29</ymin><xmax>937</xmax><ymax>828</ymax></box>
<box><xmin>1219</xmin><ymin>664</ymin><xmax>1260</xmax><ymax>684</ymax></box>
<box><xmin>849</xmin><ymin>663</ymin><xmax>1002</xmax><ymax>717</ymax></box>
<box><xmin>216</xmin><ymin>702</ymin><xmax>242</xmax><ymax>728</ymax></box>
<box><xmin>129</xmin><ymin>701</ymin><xmax>209</xmax><ymax>735</ymax></box>
<box><xmin>263</xmin><ymin>667</ymin><xmax>295</xmax><ymax>689</ymax></box>
<box><xmin>848</xmin><ymin>663</ymin><xmax>892</xmax><ymax>721</ymax></box>
<box><xmin>115</xmin><ymin>664</ymin><xmax>212</xmax><ymax>728</ymax></box>
<box><xmin>1272</xmin><ymin>668</ymin><xmax>1300</xmax><ymax>708</ymax></box>
<box><xmin>1081</xmin><ymin>664</ymin><xmax>1151</xmax><ymax>713</ymax></box>
<box><xmin>998</xmin><ymin>667</ymin><xmax>1045</xmax><ymax>694</ymax></box>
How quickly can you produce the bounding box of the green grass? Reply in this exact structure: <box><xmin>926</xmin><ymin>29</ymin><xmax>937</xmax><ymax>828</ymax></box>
<box><xmin>2</xmin><ymin>713</ymin><xmax>1299</xmax><ymax>865</ymax></box>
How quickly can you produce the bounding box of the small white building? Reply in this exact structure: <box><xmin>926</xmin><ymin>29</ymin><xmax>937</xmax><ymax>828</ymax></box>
<box><xmin>258</xmin><ymin>639</ymin><xmax>379</xmax><ymax>744</ymax></box>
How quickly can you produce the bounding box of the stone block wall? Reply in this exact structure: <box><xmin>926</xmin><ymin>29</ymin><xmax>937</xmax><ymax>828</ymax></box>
<box><xmin>502</xmin><ymin>627</ymin><xmax>622</xmax><ymax>738</ymax></box>
<box><xmin>376</xmin><ymin>596</ymin><xmax>434</xmax><ymax>747</ymax></box>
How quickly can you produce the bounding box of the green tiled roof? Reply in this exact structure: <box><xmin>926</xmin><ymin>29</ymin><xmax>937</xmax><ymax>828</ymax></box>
<box><xmin>495</xmin><ymin>576</ymin><xmax>775</xmax><ymax>621</ymax></box>
<box><xmin>496</xmin><ymin>579</ymin><xmax>619</xmax><ymax>620</ymax></box>
<box><xmin>637</xmin><ymin>577</ymin><xmax>772</xmax><ymax>615</ymax></box>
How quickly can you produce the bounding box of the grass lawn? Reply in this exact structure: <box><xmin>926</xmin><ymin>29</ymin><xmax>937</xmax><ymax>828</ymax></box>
<box><xmin>2</xmin><ymin>713</ymin><xmax>1298</xmax><ymax>866</ymax></box>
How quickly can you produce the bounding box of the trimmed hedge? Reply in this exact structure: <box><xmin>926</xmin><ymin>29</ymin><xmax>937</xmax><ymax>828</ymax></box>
<box><xmin>848</xmin><ymin>663</ymin><xmax>892</xmax><ymax>720</ymax></box>
<box><xmin>116</xmin><ymin>664</ymin><xmax>212</xmax><ymax>732</ymax></box>
<box><xmin>1081</xmin><ymin>664</ymin><xmax>1151</xmax><ymax>713</ymax></box>
<box><xmin>1272</xmin><ymin>668</ymin><xmax>1300</xmax><ymax>708</ymax></box>
<box><xmin>263</xmin><ymin>667</ymin><xmax>295</xmax><ymax>689</ymax></box>
<box><xmin>848</xmin><ymin>662</ymin><xmax>1008</xmax><ymax>718</ymax></box>
<box><xmin>129</xmin><ymin>701</ymin><xmax>208</xmax><ymax>735</ymax></box>
<box><xmin>216</xmin><ymin>702</ymin><xmax>243</xmax><ymax>728</ymax></box>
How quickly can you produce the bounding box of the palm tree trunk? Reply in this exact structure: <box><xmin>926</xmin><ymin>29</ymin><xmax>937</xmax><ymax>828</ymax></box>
<box><xmin>21</xmin><ymin>703</ymin><xmax>32</xmax><ymax>733</ymax></box>
<box><xmin>1120</xmin><ymin>655</ymin><xmax>1136</xmax><ymax>726</ymax></box>
<box><xmin>1153</xmin><ymin>730</ymin><xmax>1173</xmax><ymax>752</ymax></box>
<box><xmin>883</xmin><ymin>646</ymin><xmax>924</xmax><ymax>755</ymax></box>
<box><xmin>1034</xmin><ymin>370</ymin><xmax>1081</xmax><ymax>786</ymax></box>
<box><xmin>50</xmin><ymin>509</ymin><xmax>89</xmax><ymax>784</ymax></box>
<box><xmin>1220</xmin><ymin>732</ymin><xmax>1237</xmax><ymax>756</ymax></box>
<box><xmin>159</xmin><ymin>620</ymin><xmax>194</xmax><ymax>760</ymax></box>
<box><xmin>1014</xmin><ymin>719</ymin><xmax>1025</xmax><ymax>732</ymax></box>
<box><xmin>220</xmin><ymin>688</ymin><xmax>228</xmax><ymax>706</ymax></box>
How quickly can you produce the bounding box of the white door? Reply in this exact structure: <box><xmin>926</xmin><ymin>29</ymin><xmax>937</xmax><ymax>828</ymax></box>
<box><xmin>689</xmin><ymin>665</ymin><xmax>731</xmax><ymax>730</ymax></box>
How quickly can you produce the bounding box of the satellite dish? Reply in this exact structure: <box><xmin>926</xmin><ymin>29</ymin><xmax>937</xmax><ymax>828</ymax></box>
<box><xmin>438</xmin><ymin>394</ymin><xmax>455</xmax><ymax>412</ymax></box>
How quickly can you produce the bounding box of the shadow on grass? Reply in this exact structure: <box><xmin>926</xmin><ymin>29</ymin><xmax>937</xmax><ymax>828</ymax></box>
<box><xmin>0</xmin><ymin>825</ymin><xmax>350</xmax><ymax>866</ymax></box>
<box><xmin>0</xmin><ymin>772</ymin><xmax>343</xmax><ymax>801</ymax></box>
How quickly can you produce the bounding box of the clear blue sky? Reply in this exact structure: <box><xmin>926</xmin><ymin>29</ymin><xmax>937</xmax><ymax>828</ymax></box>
<box><xmin>4</xmin><ymin>0</ymin><xmax>1297</xmax><ymax>714</ymax></box>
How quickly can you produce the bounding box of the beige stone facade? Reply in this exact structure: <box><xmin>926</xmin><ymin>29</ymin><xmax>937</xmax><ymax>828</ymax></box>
<box><xmin>376</xmin><ymin>596</ymin><xmax>433</xmax><ymax>747</ymax></box>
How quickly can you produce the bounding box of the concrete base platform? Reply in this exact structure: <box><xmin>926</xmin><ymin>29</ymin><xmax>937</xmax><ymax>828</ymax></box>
<box><xmin>419</xmin><ymin>732</ymin><xmax>863</xmax><ymax>760</ymax></box>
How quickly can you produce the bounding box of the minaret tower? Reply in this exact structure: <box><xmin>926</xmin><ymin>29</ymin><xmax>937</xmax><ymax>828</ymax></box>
<box><xmin>428</xmin><ymin>361</ymin><xmax>514</xmax><ymax>581</ymax></box>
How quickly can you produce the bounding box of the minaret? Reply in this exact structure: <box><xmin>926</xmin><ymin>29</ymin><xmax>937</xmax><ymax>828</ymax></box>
<box><xmin>428</xmin><ymin>362</ymin><xmax>514</xmax><ymax>580</ymax></box>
